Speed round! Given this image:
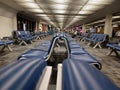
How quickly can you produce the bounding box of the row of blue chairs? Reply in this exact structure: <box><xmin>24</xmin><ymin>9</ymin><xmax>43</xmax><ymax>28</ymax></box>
<box><xmin>69</xmin><ymin>39</ymin><xmax>102</xmax><ymax>70</ymax></box>
<box><xmin>16</xmin><ymin>31</ymin><xmax>38</xmax><ymax>45</ymax></box>
<box><xmin>62</xmin><ymin>59</ymin><xmax>119</xmax><ymax>90</ymax></box>
<box><xmin>0</xmin><ymin>33</ymin><xmax>119</xmax><ymax>90</ymax></box>
<box><xmin>55</xmin><ymin>34</ymin><xmax>119</xmax><ymax>90</ymax></box>
<box><xmin>106</xmin><ymin>39</ymin><xmax>120</xmax><ymax>58</ymax></box>
<box><xmin>0</xmin><ymin>39</ymin><xmax>51</xmax><ymax>90</ymax></box>
<box><xmin>0</xmin><ymin>39</ymin><xmax>13</xmax><ymax>51</ymax></box>
<box><xmin>16</xmin><ymin>30</ymin><xmax>49</xmax><ymax>46</ymax></box>
<box><xmin>78</xmin><ymin>32</ymin><xmax>89</xmax><ymax>41</ymax></box>
<box><xmin>34</xmin><ymin>31</ymin><xmax>48</xmax><ymax>39</ymax></box>
<box><xmin>82</xmin><ymin>33</ymin><xmax>109</xmax><ymax>48</ymax></box>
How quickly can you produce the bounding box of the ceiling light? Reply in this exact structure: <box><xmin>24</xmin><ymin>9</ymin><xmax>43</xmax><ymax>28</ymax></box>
<box><xmin>35</xmin><ymin>14</ymin><xmax>47</xmax><ymax>17</ymax></box>
<box><xmin>82</xmin><ymin>5</ymin><xmax>103</xmax><ymax>11</ymax></box>
<box><xmin>42</xmin><ymin>17</ymin><xmax>51</xmax><ymax>21</ymax></box>
<box><xmin>28</xmin><ymin>9</ymin><xmax>44</xmax><ymax>13</ymax></box>
<box><xmin>51</xmin><ymin>4</ymin><xmax>67</xmax><ymax>10</ymax></box>
<box><xmin>53</xmin><ymin>10</ymin><xmax>66</xmax><ymax>13</ymax></box>
<box><xmin>50</xmin><ymin>0</ymin><xmax>70</xmax><ymax>3</ymax></box>
<box><xmin>88</xmin><ymin>0</ymin><xmax>114</xmax><ymax>4</ymax></box>
<box><xmin>19</xmin><ymin>2</ymin><xmax>39</xmax><ymax>8</ymax></box>
<box><xmin>79</xmin><ymin>11</ymin><xmax>94</xmax><ymax>14</ymax></box>
<box><xmin>74</xmin><ymin>16</ymin><xmax>86</xmax><ymax>19</ymax></box>
<box><xmin>57</xmin><ymin>18</ymin><xmax>64</xmax><ymax>22</ymax></box>
<box><xmin>112</xmin><ymin>16</ymin><xmax>120</xmax><ymax>19</ymax></box>
<box><xmin>55</xmin><ymin>15</ymin><xmax>65</xmax><ymax>18</ymax></box>
<box><xmin>14</xmin><ymin>0</ymin><xmax>34</xmax><ymax>2</ymax></box>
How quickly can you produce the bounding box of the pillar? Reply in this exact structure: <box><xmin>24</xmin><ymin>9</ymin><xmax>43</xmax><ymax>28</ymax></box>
<box><xmin>12</xmin><ymin>15</ymin><xmax>17</xmax><ymax>30</ymax></box>
<box><xmin>82</xmin><ymin>24</ymin><xmax>86</xmax><ymax>32</ymax></box>
<box><xmin>104</xmin><ymin>14</ymin><xmax>112</xmax><ymax>37</ymax></box>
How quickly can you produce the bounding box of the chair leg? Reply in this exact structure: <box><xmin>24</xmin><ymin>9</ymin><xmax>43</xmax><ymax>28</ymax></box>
<box><xmin>36</xmin><ymin>36</ymin><xmax>40</xmax><ymax>40</ymax></box>
<box><xmin>98</xmin><ymin>44</ymin><xmax>102</xmax><ymax>48</ymax></box>
<box><xmin>114</xmin><ymin>50</ymin><xmax>120</xmax><ymax>57</ymax></box>
<box><xmin>107</xmin><ymin>49</ymin><xmax>120</xmax><ymax>58</ymax></box>
<box><xmin>107</xmin><ymin>49</ymin><xmax>114</xmax><ymax>55</ymax></box>
<box><xmin>1</xmin><ymin>45</ymin><xmax>6</xmax><ymax>51</ymax></box>
<box><xmin>1</xmin><ymin>45</ymin><xmax>13</xmax><ymax>51</ymax></box>
<box><xmin>93</xmin><ymin>43</ymin><xmax>99</xmax><ymax>48</ymax></box>
<box><xmin>6</xmin><ymin>45</ymin><xmax>13</xmax><ymax>51</ymax></box>
<box><xmin>87</xmin><ymin>42</ymin><xmax>91</xmax><ymax>46</ymax></box>
<box><xmin>80</xmin><ymin>38</ymin><xmax>84</xmax><ymax>41</ymax></box>
<box><xmin>19</xmin><ymin>41</ymin><xmax>28</xmax><ymax>46</ymax></box>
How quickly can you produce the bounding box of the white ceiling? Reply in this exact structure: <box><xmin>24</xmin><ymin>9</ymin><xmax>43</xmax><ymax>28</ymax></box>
<box><xmin>0</xmin><ymin>0</ymin><xmax>120</xmax><ymax>29</ymax></box>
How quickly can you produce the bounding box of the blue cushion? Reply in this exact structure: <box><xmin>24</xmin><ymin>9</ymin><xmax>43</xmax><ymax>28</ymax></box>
<box><xmin>70</xmin><ymin>53</ymin><xmax>101</xmax><ymax>69</ymax></box>
<box><xmin>70</xmin><ymin>44</ymin><xmax>81</xmax><ymax>48</ymax></box>
<box><xmin>0</xmin><ymin>41</ymin><xmax>4</xmax><ymax>46</ymax></box>
<box><xmin>0</xmin><ymin>59</ymin><xmax>46</xmax><ymax>90</ymax></box>
<box><xmin>62</xmin><ymin>59</ymin><xmax>119</xmax><ymax>90</ymax></box>
<box><xmin>18</xmin><ymin>49</ymin><xmax>47</xmax><ymax>61</ymax></box>
<box><xmin>71</xmin><ymin>48</ymin><xmax>87</xmax><ymax>55</ymax></box>
<box><xmin>107</xmin><ymin>44</ymin><xmax>120</xmax><ymax>51</ymax></box>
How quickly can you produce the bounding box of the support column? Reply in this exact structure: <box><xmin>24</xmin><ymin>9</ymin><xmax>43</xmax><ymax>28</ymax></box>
<box><xmin>12</xmin><ymin>15</ymin><xmax>17</xmax><ymax>30</ymax></box>
<box><xmin>82</xmin><ymin>24</ymin><xmax>86</xmax><ymax>32</ymax></box>
<box><xmin>35</xmin><ymin>20</ymin><xmax>38</xmax><ymax>31</ymax></box>
<box><xmin>23</xmin><ymin>23</ymin><xmax>26</xmax><ymax>31</ymax></box>
<box><xmin>104</xmin><ymin>14</ymin><xmax>112</xmax><ymax>37</ymax></box>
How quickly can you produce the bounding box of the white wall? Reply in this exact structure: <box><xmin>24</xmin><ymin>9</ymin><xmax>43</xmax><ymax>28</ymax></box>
<box><xmin>0</xmin><ymin>3</ymin><xmax>17</xmax><ymax>38</ymax></box>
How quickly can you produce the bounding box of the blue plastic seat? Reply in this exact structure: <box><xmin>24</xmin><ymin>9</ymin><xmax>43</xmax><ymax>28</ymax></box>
<box><xmin>107</xmin><ymin>43</ymin><xmax>120</xmax><ymax>57</ymax></box>
<box><xmin>62</xmin><ymin>59</ymin><xmax>119</xmax><ymax>90</ymax></box>
<box><xmin>0</xmin><ymin>59</ymin><xmax>47</xmax><ymax>90</ymax></box>
<box><xmin>16</xmin><ymin>31</ymin><xmax>33</xmax><ymax>45</ymax></box>
<box><xmin>18</xmin><ymin>49</ymin><xmax>47</xmax><ymax>61</ymax></box>
<box><xmin>0</xmin><ymin>40</ymin><xmax>13</xmax><ymax>51</ymax></box>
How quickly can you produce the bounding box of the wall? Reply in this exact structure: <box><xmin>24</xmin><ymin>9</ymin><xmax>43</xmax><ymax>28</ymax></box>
<box><xmin>0</xmin><ymin>3</ymin><xmax>17</xmax><ymax>38</ymax></box>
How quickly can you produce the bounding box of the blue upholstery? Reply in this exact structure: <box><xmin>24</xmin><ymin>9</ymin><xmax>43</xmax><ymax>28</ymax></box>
<box><xmin>0</xmin><ymin>41</ymin><xmax>5</xmax><ymax>46</ymax></box>
<box><xmin>24</xmin><ymin>31</ymin><xmax>36</xmax><ymax>40</ymax></box>
<box><xmin>34</xmin><ymin>31</ymin><xmax>47</xmax><ymax>39</ymax></box>
<box><xmin>78</xmin><ymin>32</ymin><xmax>88</xmax><ymax>40</ymax></box>
<box><xmin>107</xmin><ymin>44</ymin><xmax>120</xmax><ymax>51</ymax></box>
<box><xmin>18</xmin><ymin>49</ymin><xmax>47</xmax><ymax>61</ymax></box>
<box><xmin>71</xmin><ymin>48</ymin><xmax>87</xmax><ymax>55</ymax></box>
<box><xmin>0</xmin><ymin>40</ymin><xmax>13</xmax><ymax>45</ymax></box>
<box><xmin>85</xmin><ymin>34</ymin><xmax>96</xmax><ymax>41</ymax></box>
<box><xmin>0</xmin><ymin>59</ymin><xmax>46</xmax><ymax>90</ymax></box>
<box><xmin>107</xmin><ymin>43</ymin><xmax>120</xmax><ymax>57</ymax></box>
<box><xmin>70</xmin><ymin>44</ymin><xmax>81</xmax><ymax>48</ymax></box>
<box><xmin>85</xmin><ymin>34</ymin><xmax>107</xmax><ymax>43</ymax></box>
<box><xmin>62</xmin><ymin>59</ymin><xmax>119</xmax><ymax>90</ymax></box>
<box><xmin>35</xmin><ymin>41</ymin><xmax>51</xmax><ymax>52</ymax></box>
<box><xmin>0</xmin><ymin>40</ymin><xmax>13</xmax><ymax>51</ymax></box>
<box><xmin>2</xmin><ymin>40</ymin><xmax>13</xmax><ymax>44</ymax></box>
<box><xmin>70</xmin><ymin>53</ymin><xmax>102</xmax><ymax>69</ymax></box>
<box><xmin>17</xmin><ymin>41</ymin><xmax>51</xmax><ymax>61</ymax></box>
<box><xmin>84</xmin><ymin>34</ymin><xmax>108</xmax><ymax>48</ymax></box>
<box><xmin>68</xmin><ymin>38</ymin><xmax>102</xmax><ymax>69</ymax></box>
<box><xmin>16</xmin><ymin>31</ymin><xmax>34</xmax><ymax>45</ymax></box>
